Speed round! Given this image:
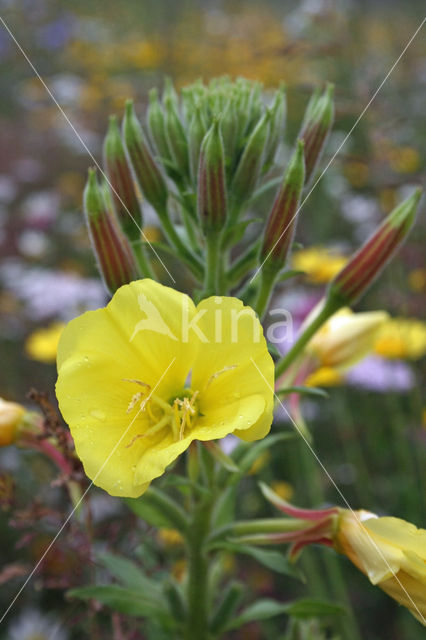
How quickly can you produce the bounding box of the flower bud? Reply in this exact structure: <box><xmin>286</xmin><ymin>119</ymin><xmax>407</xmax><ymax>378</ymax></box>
<box><xmin>188</xmin><ymin>104</ymin><xmax>207</xmax><ymax>184</ymax></box>
<box><xmin>164</xmin><ymin>95</ymin><xmax>190</xmax><ymax>181</ymax></box>
<box><xmin>305</xmin><ymin>308</ymin><xmax>388</xmax><ymax>370</ymax></box>
<box><xmin>83</xmin><ymin>168</ymin><xmax>139</xmax><ymax>294</ymax></box>
<box><xmin>299</xmin><ymin>84</ymin><xmax>334</xmax><ymax>185</ymax></box>
<box><xmin>147</xmin><ymin>88</ymin><xmax>172</xmax><ymax>162</ymax></box>
<box><xmin>197</xmin><ymin>119</ymin><xmax>228</xmax><ymax>233</ymax></box>
<box><xmin>231</xmin><ymin>109</ymin><xmax>271</xmax><ymax>205</ymax></box>
<box><xmin>328</xmin><ymin>189</ymin><xmax>421</xmax><ymax>307</ymax></box>
<box><xmin>335</xmin><ymin>510</ymin><xmax>426</xmax><ymax>626</ymax></box>
<box><xmin>0</xmin><ymin>398</ymin><xmax>25</xmax><ymax>446</ymax></box>
<box><xmin>260</xmin><ymin>485</ymin><xmax>426</xmax><ymax>626</ymax></box>
<box><xmin>123</xmin><ymin>100</ymin><xmax>168</xmax><ymax>212</ymax></box>
<box><xmin>260</xmin><ymin>139</ymin><xmax>305</xmax><ymax>271</ymax></box>
<box><xmin>264</xmin><ymin>83</ymin><xmax>286</xmax><ymax>166</ymax></box>
<box><xmin>103</xmin><ymin>115</ymin><xmax>143</xmax><ymax>243</ymax></box>
<box><xmin>220</xmin><ymin>98</ymin><xmax>238</xmax><ymax>174</ymax></box>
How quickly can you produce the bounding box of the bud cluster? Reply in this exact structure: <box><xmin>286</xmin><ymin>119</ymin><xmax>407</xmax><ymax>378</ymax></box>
<box><xmin>79</xmin><ymin>76</ymin><xmax>420</xmax><ymax>343</ymax></box>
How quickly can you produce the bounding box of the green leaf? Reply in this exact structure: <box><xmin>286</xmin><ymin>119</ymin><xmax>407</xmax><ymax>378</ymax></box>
<box><xmin>276</xmin><ymin>386</ymin><xmax>329</xmax><ymax>399</ymax></box>
<box><xmin>267</xmin><ymin>342</ymin><xmax>282</xmax><ymax>359</ymax></box>
<box><xmin>224</xmin><ymin>599</ymin><xmax>291</xmax><ymax>630</ymax></box>
<box><xmin>125</xmin><ymin>487</ymin><xmax>188</xmax><ymax>533</ymax></box>
<box><xmin>224</xmin><ymin>597</ymin><xmax>345</xmax><ymax>631</ymax></box>
<box><xmin>211</xmin><ymin>484</ymin><xmax>238</xmax><ymax>528</ymax></box>
<box><xmin>96</xmin><ymin>552</ymin><xmax>160</xmax><ymax>593</ymax></box>
<box><xmin>277</xmin><ymin>269</ymin><xmax>305</xmax><ymax>282</ymax></box>
<box><xmin>237</xmin><ymin>432</ymin><xmax>295</xmax><ymax>475</ymax></box>
<box><xmin>224</xmin><ymin>217</ymin><xmax>262</xmax><ymax>247</ymax></box>
<box><xmin>212</xmin><ymin>542</ymin><xmax>300</xmax><ymax>579</ymax></box>
<box><xmin>68</xmin><ymin>585</ymin><xmax>174</xmax><ymax>623</ymax></box>
<box><xmin>283</xmin><ymin>598</ymin><xmax>346</xmax><ymax>619</ymax></box>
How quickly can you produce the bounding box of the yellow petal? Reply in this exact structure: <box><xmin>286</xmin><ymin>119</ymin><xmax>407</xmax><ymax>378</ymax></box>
<box><xmin>56</xmin><ymin>280</ymin><xmax>198</xmax><ymax>497</ymax></box>
<box><xmin>191</xmin><ymin>296</ymin><xmax>274</xmax><ymax>441</ymax></box>
<box><xmin>365</xmin><ymin>517</ymin><xmax>426</xmax><ymax>562</ymax></box>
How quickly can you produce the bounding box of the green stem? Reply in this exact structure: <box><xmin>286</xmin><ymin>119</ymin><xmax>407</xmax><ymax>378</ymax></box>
<box><xmin>275</xmin><ymin>296</ymin><xmax>340</xmax><ymax>378</ymax></box>
<box><xmin>203</xmin><ymin>232</ymin><xmax>221</xmax><ymax>297</ymax></box>
<box><xmin>253</xmin><ymin>269</ymin><xmax>277</xmax><ymax>319</ymax></box>
<box><xmin>227</xmin><ymin>242</ymin><xmax>260</xmax><ymax>287</ymax></box>
<box><xmin>297</xmin><ymin>442</ymin><xmax>362</xmax><ymax>640</ymax></box>
<box><xmin>185</xmin><ymin>456</ymin><xmax>214</xmax><ymax>640</ymax></box>
<box><xmin>132</xmin><ymin>241</ymin><xmax>156</xmax><ymax>279</ymax></box>
<box><xmin>157</xmin><ymin>205</ymin><xmax>204</xmax><ymax>280</ymax></box>
<box><xmin>208</xmin><ymin>517</ymin><xmax>311</xmax><ymax>545</ymax></box>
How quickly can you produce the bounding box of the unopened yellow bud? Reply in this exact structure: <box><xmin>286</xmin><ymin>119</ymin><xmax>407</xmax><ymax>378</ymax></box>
<box><xmin>306</xmin><ymin>307</ymin><xmax>388</xmax><ymax>369</ymax></box>
<box><xmin>335</xmin><ymin>510</ymin><xmax>426</xmax><ymax>626</ymax></box>
<box><xmin>0</xmin><ymin>399</ymin><xmax>25</xmax><ymax>446</ymax></box>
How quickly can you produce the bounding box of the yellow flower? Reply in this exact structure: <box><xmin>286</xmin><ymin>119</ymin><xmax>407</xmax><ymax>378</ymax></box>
<box><xmin>335</xmin><ymin>510</ymin><xmax>426</xmax><ymax>626</ymax></box>
<box><xmin>56</xmin><ymin>280</ymin><xmax>274</xmax><ymax>498</ymax></box>
<box><xmin>305</xmin><ymin>367</ymin><xmax>344</xmax><ymax>388</ymax></box>
<box><xmin>270</xmin><ymin>481</ymin><xmax>294</xmax><ymax>502</ymax></box>
<box><xmin>0</xmin><ymin>398</ymin><xmax>25</xmax><ymax>447</ymax></box>
<box><xmin>26</xmin><ymin>322</ymin><xmax>65</xmax><ymax>364</ymax></box>
<box><xmin>157</xmin><ymin>528</ymin><xmax>184</xmax><ymax>547</ymax></box>
<box><xmin>374</xmin><ymin>318</ymin><xmax>426</xmax><ymax>360</ymax></box>
<box><xmin>292</xmin><ymin>247</ymin><xmax>347</xmax><ymax>284</ymax></box>
<box><xmin>306</xmin><ymin>308</ymin><xmax>388</xmax><ymax>370</ymax></box>
<box><xmin>408</xmin><ymin>268</ymin><xmax>426</xmax><ymax>293</ymax></box>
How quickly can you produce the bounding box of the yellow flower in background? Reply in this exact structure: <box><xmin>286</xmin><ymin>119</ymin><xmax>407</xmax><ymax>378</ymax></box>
<box><xmin>305</xmin><ymin>367</ymin><xmax>344</xmax><ymax>388</ymax></box>
<box><xmin>25</xmin><ymin>322</ymin><xmax>65</xmax><ymax>364</ymax></box>
<box><xmin>157</xmin><ymin>528</ymin><xmax>184</xmax><ymax>547</ymax></box>
<box><xmin>335</xmin><ymin>510</ymin><xmax>426</xmax><ymax>626</ymax></box>
<box><xmin>306</xmin><ymin>308</ymin><xmax>388</xmax><ymax>370</ymax></box>
<box><xmin>0</xmin><ymin>398</ymin><xmax>25</xmax><ymax>447</ymax></box>
<box><xmin>56</xmin><ymin>280</ymin><xmax>274</xmax><ymax>498</ymax></box>
<box><xmin>408</xmin><ymin>268</ymin><xmax>426</xmax><ymax>293</ymax></box>
<box><xmin>292</xmin><ymin>247</ymin><xmax>347</xmax><ymax>284</ymax></box>
<box><xmin>374</xmin><ymin>318</ymin><xmax>426</xmax><ymax>360</ymax></box>
<box><xmin>388</xmin><ymin>146</ymin><xmax>421</xmax><ymax>174</ymax></box>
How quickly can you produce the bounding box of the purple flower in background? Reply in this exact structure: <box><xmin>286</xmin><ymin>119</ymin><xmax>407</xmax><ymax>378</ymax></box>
<box><xmin>37</xmin><ymin>15</ymin><xmax>75</xmax><ymax>50</ymax></box>
<box><xmin>345</xmin><ymin>355</ymin><xmax>415</xmax><ymax>392</ymax></box>
<box><xmin>1</xmin><ymin>261</ymin><xmax>106</xmax><ymax>321</ymax></box>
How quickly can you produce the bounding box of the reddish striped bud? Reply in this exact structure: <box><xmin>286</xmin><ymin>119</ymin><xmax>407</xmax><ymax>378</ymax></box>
<box><xmin>231</xmin><ymin>109</ymin><xmax>271</xmax><ymax>205</ymax></box>
<box><xmin>260</xmin><ymin>140</ymin><xmax>305</xmax><ymax>271</ymax></box>
<box><xmin>84</xmin><ymin>169</ymin><xmax>139</xmax><ymax>294</ymax></box>
<box><xmin>299</xmin><ymin>84</ymin><xmax>334</xmax><ymax>185</ymax></box>
<box><xmin>123</xmin><ymin>100</ymin><xmax>168</xmax><ymax>213</ymax></box>
<box><xmin>197</xmin><ymin>119</ymin><xmax>228</xmax><ymax>233</ymax></box>
<box><xmin>328</xmin><ymin>189</ymin><xmax>421</xmax><ymax>306</ymax></box>
<box><xmin>103</xmin><ymin>115</ymin><xmax>143</xmax><ymax>243</ymax></box>
<box><xmin>147</xmin><ymin>88</ymin><xmax>171</xmax><ymax>162</ymax></box>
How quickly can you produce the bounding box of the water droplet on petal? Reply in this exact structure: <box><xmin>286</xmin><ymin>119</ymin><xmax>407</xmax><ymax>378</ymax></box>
<box><xmin>90</xmin><ymin>410</ymin><xmax>106</xmax><ymax>421</ymax></box>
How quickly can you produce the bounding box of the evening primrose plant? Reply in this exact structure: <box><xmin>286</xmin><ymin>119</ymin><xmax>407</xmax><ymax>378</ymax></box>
<box><xmin>5</xmin><ymin>77</ymin><xmax>424</xmax><ymax>637</ymax></box>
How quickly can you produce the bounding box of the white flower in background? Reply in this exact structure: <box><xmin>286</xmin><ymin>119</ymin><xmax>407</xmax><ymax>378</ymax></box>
<box><xmin>8</xmin><ymin>608</ymin><xmax>68</xmax><ymax>640</ymax></box>
<box><xmin>0</xmin><ymin>261</ymin><xmax>106</xmax><ymax>321</ymax></box>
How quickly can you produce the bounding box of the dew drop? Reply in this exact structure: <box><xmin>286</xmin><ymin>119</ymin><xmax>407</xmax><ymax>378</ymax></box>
<box><xmin>90</xmin><ymin>409</ymin><xmax>106</xmax><ymax>421</ymax></box>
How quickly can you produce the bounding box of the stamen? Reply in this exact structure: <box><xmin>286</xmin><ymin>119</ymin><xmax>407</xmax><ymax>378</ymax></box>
<box><xmin>204</xmin><ymin>365</ymin><xmax>237</xmax><ymax>390</ymax></box>
<box><xmin>127</xmin><ymin>392</ymin><xmax>142</xmax><ymax>413</ymax></box>
<box><xmin>123</xmin><ymin>378</ymin><xmax>151</xmax><ymax>389</ymax></box>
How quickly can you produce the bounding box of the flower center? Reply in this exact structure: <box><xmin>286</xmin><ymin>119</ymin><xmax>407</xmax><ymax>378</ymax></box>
<box><xmin>124</xmin><ymin>379</ymin><xmax>200</xmax><ymax>446</ymax></box>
